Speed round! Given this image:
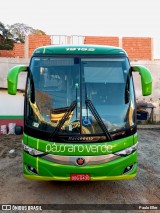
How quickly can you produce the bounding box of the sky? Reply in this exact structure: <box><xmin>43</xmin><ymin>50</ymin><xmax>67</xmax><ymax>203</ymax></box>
<box><xmin>1</xmin><ymin>0</ymin><xmax>160</xmax><ymax>57</ymax></box>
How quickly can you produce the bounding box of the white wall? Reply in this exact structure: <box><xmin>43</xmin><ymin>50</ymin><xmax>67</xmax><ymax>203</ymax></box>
<box><xmin>0</xmin><ymin>58</ymin><xmax>29</xmax><ymax>116</ymax></box>
<box><xmin>0</xmin><ymin>57</ymin><xmax>29</xmax><ymax>89</ymax></box>
<box><xmin>0</xmin><ymin>91</ymin><xmax>24</xmax><ymax>116</ymax></box>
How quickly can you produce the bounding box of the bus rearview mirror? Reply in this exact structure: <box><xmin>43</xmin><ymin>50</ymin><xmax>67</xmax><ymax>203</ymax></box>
<box><xmin>7</xmin><ymin>65</ymin><xmax>28</xmax><ymax>95</ymax></box>
<box><xmin>131</xmin><ymin>65</ymin><xmax>152</xmax><ymax>96</ymax></box>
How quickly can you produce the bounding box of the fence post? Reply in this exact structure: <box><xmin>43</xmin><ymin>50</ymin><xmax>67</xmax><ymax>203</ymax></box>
<box><xmin>119</xmin><ymin>37</ymin><xmax>122</xmax><ymax>48</ymax></box>
<box><xmin>24</xmin><ymin>35</ymin><xmax>29</xmax><ymax>59</ymax></box>
<box><xmin>151</xmin><ymin>38</ymin><xmax>154</xmax><ymax>61</ymax></box>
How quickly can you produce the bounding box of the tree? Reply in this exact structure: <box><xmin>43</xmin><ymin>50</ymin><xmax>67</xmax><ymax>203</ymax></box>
<box><xmin>32</xmin><ymin>29</ymin><xmax>46</xmax><ymax>35</ymax></box>
<box><xmin>0</xmin><ymin>22</ymin><xmax>14</xmax><ymax>49</ymax></box>
<box><xmin>0</xmin><ymin>22</ymin><xmax>46</xmax><ymax>49</ymax></box>
<box><xmin>9</xmin><ymin>23</ymin><xmax>46</xmax><ymax>43</ymax></box>
<box><xmin>9</xmin><ymin>23</ymin><xmax>33</xmax><ymax>43</ymax></box>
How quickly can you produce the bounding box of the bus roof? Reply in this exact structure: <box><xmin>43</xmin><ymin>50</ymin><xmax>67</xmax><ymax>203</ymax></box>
<box><xmin>32</xmin><ymin>45</ymin><xmax>128</xmax><ymax>56</ymax></box>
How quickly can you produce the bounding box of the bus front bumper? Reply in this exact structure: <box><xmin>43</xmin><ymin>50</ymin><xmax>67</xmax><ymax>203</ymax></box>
<box><xmin>23</xmin><ymin>151</ymin><xmax>137</xmax><ymax>181</ymax></box>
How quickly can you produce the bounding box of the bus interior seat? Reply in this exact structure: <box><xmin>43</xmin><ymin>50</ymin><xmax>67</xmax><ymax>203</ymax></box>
<box><xmin>50</xmin><ymin>107</ymin><xmax>73</xmax><ymax>123</ymax></box>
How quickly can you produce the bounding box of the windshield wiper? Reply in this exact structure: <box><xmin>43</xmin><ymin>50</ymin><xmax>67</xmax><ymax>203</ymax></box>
<box><xmin>49</xmin><ymin>100</ymin><xmax>77</xmax><ymax>141</ymax></box>
<box><xmin>85</xmin><ymin>99</ymin><xmax>112</xmax><ymax>141</ymax></box>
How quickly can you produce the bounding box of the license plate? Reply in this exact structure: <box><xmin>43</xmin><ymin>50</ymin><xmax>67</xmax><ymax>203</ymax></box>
<box><xmin>70</xmin><ymin>174</ymin><xmax>91</xmax><ymax>181</ymax></box>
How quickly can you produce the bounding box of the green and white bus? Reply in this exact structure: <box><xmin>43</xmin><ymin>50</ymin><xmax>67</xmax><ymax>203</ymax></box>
<box><xmin>7</xmin><ymin>45</ymin><xmax>152</xmax><ymax>181</ymax></box>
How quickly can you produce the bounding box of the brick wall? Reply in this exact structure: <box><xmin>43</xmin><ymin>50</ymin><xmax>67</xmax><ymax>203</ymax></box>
<box><xmin>84</xmin><ymin>36</ymin><xmax>152</xmax><ymax>60</ymax></box>
<box><xmin>0</xmin><ymin>50</ymin><xmax>15</xmax><ymax>57</ymax></box>
<box><xmin>0</xmin><ymin>43</ymin><xmax>24</xmax><ymax>58</ymax></box>
<box><xmin>13</xmin><ymin>43</ymin><xmax>25</xmax><ymax>58</ymax></box>
<box><xmin>122</xmin><ymin>37</ymin><xmax>152</xmax><ymax>60</ymax></box>
<box><xmin>28</xmin><ymin>35</ymin><xmax>51</xmax><ymax>57</ymax></box>
<box><xmin>0</xmin><ymin>35</ymin><xmax>51</xmax><ymax>58</ymax></box>
<box><xmin>0</xmin><ymin>35</ymin><xmax>153</xmax><ymax>60</ymax></box>
<box><xmin>84</xmin><ymin>36</ymin><xmax>119</xmax><ymax>46</ymax></box>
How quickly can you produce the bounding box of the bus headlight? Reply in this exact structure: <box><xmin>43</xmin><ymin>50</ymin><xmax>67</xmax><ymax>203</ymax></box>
<box><xmin>23</xmin><ymin>144</ymin><xmax>45</xmax><ymax>156</ymax></box>
<box><xmin>114</xmin><ymin>143</ymin><xmax>138</xmax><ymax>156</ymax></box>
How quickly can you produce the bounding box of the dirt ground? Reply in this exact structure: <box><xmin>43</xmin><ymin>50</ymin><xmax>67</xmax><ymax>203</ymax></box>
<box><xmin>0</xmin><ymin>130</ymin><xmax>160</xmax><ymax>213</ymax></box>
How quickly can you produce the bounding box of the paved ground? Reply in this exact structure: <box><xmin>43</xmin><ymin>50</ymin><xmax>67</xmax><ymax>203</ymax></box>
<box><xmin>0</xmin><ymin>130</ymin><xmax>160</xmax><ymax>213</ymax></box>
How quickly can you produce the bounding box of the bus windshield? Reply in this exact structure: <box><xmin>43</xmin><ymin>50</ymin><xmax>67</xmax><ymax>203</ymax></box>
<box><xmin>26</xmin><ymin>56</ymin><xmax>135</xmax><ymax>139</ymax></box>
